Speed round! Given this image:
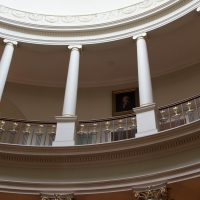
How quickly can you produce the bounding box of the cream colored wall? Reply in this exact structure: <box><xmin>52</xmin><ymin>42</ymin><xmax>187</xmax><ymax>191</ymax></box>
<box><xmin>2</xmin><ymin>63</ymin><xmax>200</xmax><ymax>121</ymax></box>
<box><xmin>152</xmin><ymin>63</ymin><xmax>200</xmax><ymax>107</ymax></box>
<box><xmin>0</xmin><ymin>97</ymin><xmax>26</xmax><ymax>119</ymax></box>
<box><xmin>2</xmin><ymin>83</ymin><xmax>64</xmax><ymax>121</ymax></box>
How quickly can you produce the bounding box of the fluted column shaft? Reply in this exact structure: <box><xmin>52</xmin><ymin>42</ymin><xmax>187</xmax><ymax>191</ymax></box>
<box><xmin>0</xmin><ymin>39</ymin><xmax>17</xmax><ymax>101</ymax></box>
<box><xmin>62</xmin><ymin>45</ymin><xmax>82</xmax><ymax>116</ymax></box>
<box><xmin>133</xmin><ymin>33</ymin><xmax>153</xmax><ymax>106</ymax></box>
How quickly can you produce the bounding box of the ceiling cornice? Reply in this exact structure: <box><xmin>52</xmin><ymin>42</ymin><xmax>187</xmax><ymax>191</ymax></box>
<box><xmin>0</xmin><ymin>0</ymin><xmax>198</xmax><ymax>45</ymax></box>
<box><xmin>0</xmin><ymin>0</ymin><xmax>168</xmax><ymax>27</ymax></box>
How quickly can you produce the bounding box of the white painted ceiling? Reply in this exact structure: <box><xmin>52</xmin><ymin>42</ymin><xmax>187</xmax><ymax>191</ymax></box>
<box><xmin>0</xmin><ymin>0</ymin><xmax>143</xmax><ymax>15</ymax></box>
<box><xmin>0</xmin><ymin>10</ymin><xmax>199</xmax><ymax>88</ymax></box>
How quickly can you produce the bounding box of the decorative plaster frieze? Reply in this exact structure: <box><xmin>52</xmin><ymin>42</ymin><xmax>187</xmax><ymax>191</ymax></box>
<box><xmin>0</xmin><ymin>120</ymin><xmax>200</xmax><ymax>168</ymax></box>
<box><xmin>0</xmin><ymin>0</ymin><xmax>167</xmax><ymax>26</ymax></box>
<box><xmin>0</xmin><ymin>0</ymin><xmax>189</xmax><ymax>37</ymax></box>
<box><xmin>0</xmin><ymin>0</ymin><xmax>195</xmax><ymax>46</ymax></box>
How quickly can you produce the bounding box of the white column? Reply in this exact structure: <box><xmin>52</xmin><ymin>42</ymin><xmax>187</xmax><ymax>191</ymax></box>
<box><xmin>53</xmin><ymin>45</ymin><xmax>82</xmax><ymax>146</ymax></box>
<box><xmin>133</xmin><ymin>33</ymin><xmax>158</xmax><ymax>137</ymax></box>
<box><xmin>62</xmin><ymin>45</ymin><xmax>82</xmax><ymax>116</ymax></box>
<box><xmin>133</xmin><ymin>33</ymin><xmax>153</xmax><ymax>106</ymax></box>
<box><xmin>0</xmin><ymin>39</ymin><xmax>18</xmax><ymax>101</ymax></box>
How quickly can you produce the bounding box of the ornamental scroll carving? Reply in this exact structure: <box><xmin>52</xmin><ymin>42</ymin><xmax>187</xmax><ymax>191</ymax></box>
<box><xmin>41</xmin><ymin>193</ymin><xmax>74</xmax><ymax>200</ymax></box>
<box><xmin>29</xmin><ymin>13</ymin><xmax>43</xmax><ymax>21</ymax></box>
<box><xmin>12</xmin><ymin>10</ymin><xmax>26</xmax><ymax>18</ymax></box>
<box><xmin>0</xmin><ymin>0</ymin><xmax>166</xmax><ymax>25</ymax></box>
<box><xmin>134</xmin><ymin>186</ymin><xmax>174</xmax><ymax>200</ymax></box>
<box><xmin>0</xmin><ymin>5</ymin><xmax>9</xmax><ymax>13</ymax></box>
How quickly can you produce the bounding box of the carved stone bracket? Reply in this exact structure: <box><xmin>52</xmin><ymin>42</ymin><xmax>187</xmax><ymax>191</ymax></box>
<box><xmin>41</xmin><ymin>193</ymin><xmax>74</xmax><ymax>200</ymax></box>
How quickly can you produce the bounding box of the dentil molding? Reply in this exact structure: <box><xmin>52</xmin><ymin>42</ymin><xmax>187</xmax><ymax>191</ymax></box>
<box><xmin>0</xmin><ymin>121</ymin><xmax>200</xmax><ymax>194</ymax></box>
<box><xmin>0</xmin><ymin>0</ymin><xmax>198</xmax><ymax>45</ymax></box>
<box><xmin>0</xmin><ymin>119</ymin><xmax>200</xmax><ymax>168</ymax></box>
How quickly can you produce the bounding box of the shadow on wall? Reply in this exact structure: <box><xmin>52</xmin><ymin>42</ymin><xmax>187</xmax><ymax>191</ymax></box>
<box><xmin>0</xmin><ymin>97</ymin><xmax>26</xmax><ymax>119</ymax></box>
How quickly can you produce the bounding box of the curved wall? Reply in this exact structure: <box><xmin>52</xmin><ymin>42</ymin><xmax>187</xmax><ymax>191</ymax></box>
<box><xmin>2</xmin><ymin>62</ymin><xmax>200</xmax><ymax>121</ymax></box>
<box><xmin>0</xmin><ymin>97</ymin><xmax>25</xmax><ymax>119</ymax></box>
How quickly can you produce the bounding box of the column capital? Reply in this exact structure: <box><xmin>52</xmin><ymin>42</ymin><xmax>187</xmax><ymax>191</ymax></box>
<box><xmin>68</xmin><ymin>45</ymin><xmax>82</xmax><ymax>53</ymax></box>
<box><xmin>41</xmin><ymin>193</ymin><xmax>74</xmax><ymax>200</ymax></box>
<box><xmin>3</xmin><ymin>39</ymin><xmax>18</xmax><ymax>48</ymax></box>
<box><xmin>133</xmin><ymin>33</ymin><xmax>147</xmax><ymax>41</ymax></box>
<box><xmin>197</xmin><ymin>7</ymin><xmax>200</xmax><ymax>13</ymax></box>
<box><xmin>133</xmin><ymin>185</ymin><xmax>171</xmax><ymax>200</ymax></box>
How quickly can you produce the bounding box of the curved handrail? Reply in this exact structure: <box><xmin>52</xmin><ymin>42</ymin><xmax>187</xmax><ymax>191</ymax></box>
<box><xmin>158</xmin><ymin>93</ymin><xmax>200</xmax><ymax>132</ymax></box>
<box><xmin>79</xmin><ymin>113</ymin><xmax>135</xmax><ymax>124</ymax></box>
<box><xmin>0</xmin><ymin>114</ymin><xmax>136</xmax><ymax>125</ymax></box>
<box><xmin>158</xmin><ymin>93</ymin><xmax>200</xmax><ymax>110</ymax></box>
<box><xmin>0</xmin><ymin>113</ymin><xmax>136</xmax><ymax>146</ymax></box>
<box><xmin>0</xmin><ymin>117</ymin><xmax>56</xmax><ymax>125</ymax></box>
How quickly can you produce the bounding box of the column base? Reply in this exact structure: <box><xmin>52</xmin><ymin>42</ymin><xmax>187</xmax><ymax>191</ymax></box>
<box><xmin>52</xmin><ymin>116</ymin><xmax>77</xmax><ymax>146</ymax></box>
<box><xmin>133</xmin><ymin>103</ymin><xmax>158</xmax><ymax>138</ymax></box>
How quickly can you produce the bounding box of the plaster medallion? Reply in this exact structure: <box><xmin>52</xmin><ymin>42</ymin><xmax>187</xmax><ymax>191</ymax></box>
<box><xmin>61</xmin><ymin>16</ymin><xmax>76</xmax><ymax>23</ymax></box>
<box><xmin>12</xmin><ymin>10</ymin><xmax>26</xmax><ymax>18</ymax></box>
<box><xmin>29</xmin><ymin>13</ymin><xmax>43</xmax><ymax>21</ymax></box>
<box><xmin>138</xmin><ymin>0</ymin><xmax>153</xmax><ymax>8</ymax></box>
<box><xmin>0</xmin><ymin>5</ymin><xmax>10</xmax><ymax>14</ymax></box>
<box><xmin>45</xmin><ymin>15</ymin><xmax>59</xmax><ymax>23</ymax></box>
<box><xmin>78</xmin><ymin>15</ymin><xmax>94</xmax><ymax>22</ymax></box>
<box><xmin>122</xmin><ymin>5</ymin><xmax>137</xmax><ymax>14</ymax></box>
<box><xmin>109</xmin><ymin>10</ymin><xmax>119</xmax><ymax>18</ymax></box>
<box><xmin>96</xmin><ymin>12</ymin><xmax>109</xmax><ymax>20</ymax></box>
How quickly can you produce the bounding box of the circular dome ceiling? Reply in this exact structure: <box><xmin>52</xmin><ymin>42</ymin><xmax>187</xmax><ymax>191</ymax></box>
<box><xmin>0</xmin><ymin>0</ymin><xmax>198</xmax><ymax>45</ymax></box>
<box><xmin>0</xmin><ymin>0</ymin><xmax>143</xmax><ymax>15</ymax></box>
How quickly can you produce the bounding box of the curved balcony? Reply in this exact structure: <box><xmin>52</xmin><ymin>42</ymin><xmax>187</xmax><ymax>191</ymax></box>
<box><xmin>0</xmin><ymin>93</ymin><xmax>200</xmax><ymax>147</ymax></box>
<box><xmin>0</xmin><ymin>94</ymin><xmax>200</xmax><ymax>199</ymax></box>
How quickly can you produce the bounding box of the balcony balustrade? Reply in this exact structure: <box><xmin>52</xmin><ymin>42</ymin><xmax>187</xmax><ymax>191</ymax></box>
<box><xmin>0</xmin><ymin>118</ymin><xmax>56</xmax><ymax>146</ymax></box>
<box><xmin>158</xmin><ymin>94</ymin><xmax>200</xmax><ymax>131</ymax></box>
<box><xmin>77</xmin><ymin>114</ymin><xmax>136</xmax><ymax>145</ymax></box>
<box><xmin>0</xmin><ymin>93</ymin><xmax>200</xmax><ymax>146</ymax></box>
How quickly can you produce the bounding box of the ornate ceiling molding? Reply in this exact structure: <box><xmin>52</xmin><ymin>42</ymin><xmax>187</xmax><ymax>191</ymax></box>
<box><xmin>0</xmin><ymin>0</ymin><xmax>197</xmax><ymax>45</ymax></box>
<box><xmin>0</xmin><ymin>0</ymin><xmax>167</xmax><ymax>26</ymax></box>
